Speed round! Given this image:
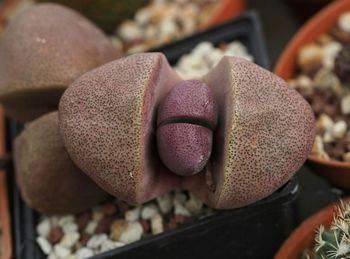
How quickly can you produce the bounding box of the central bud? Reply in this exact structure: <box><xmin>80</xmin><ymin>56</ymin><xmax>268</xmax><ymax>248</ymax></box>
<box><xmin>156</xmin><ymin>80</ymin><xmax>217</xmax><ymax>176</ymax></box>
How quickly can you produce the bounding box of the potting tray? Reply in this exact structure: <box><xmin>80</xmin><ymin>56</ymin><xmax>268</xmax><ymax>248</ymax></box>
<box><xmin>6</xmin><ymin>12</ymin><xmax>299</xmax><ymax>259</ymax></box>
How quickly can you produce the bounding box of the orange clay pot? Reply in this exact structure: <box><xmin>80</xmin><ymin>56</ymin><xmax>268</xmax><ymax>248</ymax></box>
<box><xmin>274</xmin><ymin>197</ymin><xmax>350</xmax><ymax>259</ymax></box>
<box><xmin>201</xmin><ymin>0</ymin><xmax>246</xmax><ymax>29</ymax></box>
<box><xmin>274</xmin><ymin>0</ymin><xmax>350</xmax><ymax>191</ymax></box>
<box><xmin>0</xmin><ymin>108</ymin><xmax>12</xmax><ymax>259</ymax></box>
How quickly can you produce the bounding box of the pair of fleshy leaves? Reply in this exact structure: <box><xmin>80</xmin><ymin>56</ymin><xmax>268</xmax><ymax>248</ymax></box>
<box><xmin>2</xmin><ymin>3</ymin><xmax>314</xmax><ymax>214</ymax></box>
<box><xmin>59</xmin><ymin>52</ymin><xmax>315</xmax><ymax>209</ymax></box>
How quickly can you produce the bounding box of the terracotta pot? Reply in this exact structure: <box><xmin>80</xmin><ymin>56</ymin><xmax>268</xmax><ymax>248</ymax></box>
<box><xmin>0</xmin><ymin>108</ymin><xmax>12</xmax><ymax>259</ymax></box>
<box><xmin>274</xmin><ymin>0</ymin><xmax>350</xmax><ymax>190</ymax></box>
<box><xmin>274</xmin><ymin>197</ymin><xmax>350</xmax><ymax>259</ymax></box>
<box><xmin>201</xmin><ymin>0</ymin><xmax>246</xmax><ymax>29</ymax></box>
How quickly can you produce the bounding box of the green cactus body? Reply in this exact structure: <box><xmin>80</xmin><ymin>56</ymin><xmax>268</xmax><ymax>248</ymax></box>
<box><xmin>37</xmin><ymin>0</ymin><xmax>149</xmax><ymax>33</ymax></box>
<box><xmin>308</xmin><ymin>202</ymin><xmax>350</xmax><ymax>259</ymax></box>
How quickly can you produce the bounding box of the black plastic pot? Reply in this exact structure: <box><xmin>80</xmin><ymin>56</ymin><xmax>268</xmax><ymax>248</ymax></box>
<box><xmin>7</xmin><ymin>11</ymin><xmax>298</xmax><ymax>259</ymax></box>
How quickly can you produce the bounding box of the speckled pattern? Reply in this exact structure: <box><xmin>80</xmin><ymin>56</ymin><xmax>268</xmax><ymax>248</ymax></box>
<box><xmin>157</xmin><ymin>123</ymin><xmax>213</xmax><ymax>176</ymax></box>
<box><xmin>156</xmin><ymin>80</ymin><xmax>216</xmax><ymax>176</ymax></box>
<box><xmin>183</xmin><ymin>57</ymin><xmax>315</xmax><ymax>209</ymax></box>
<box><xmin>14</xmin><ymin>112</ymin><xmax>109</xmax><ymax>214</ymax></box>
<box><xmin>59</xmin><ymin>53</ymin><xmax>182</xmax><ymax>204</ymax></box>
<box><xmin>0</xmin><ymin>3</ymin><xmax>120</xmax><ymax>122</ymax></box>
<box><xmin>157</xmin><ymin>80</ymin><xmax>217</xmax><ymax>128</ymax></box>
<box><xmin>59</xmin><ymin>54</ymin><xmax>314</xmax><ymax>209</ymax></box>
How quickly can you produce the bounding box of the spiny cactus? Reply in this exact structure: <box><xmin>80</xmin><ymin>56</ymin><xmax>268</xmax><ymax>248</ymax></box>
<box><xmin>306</xmin><ymin>201</ymin><xmax>350</xmax><ymax>259</ymax></box>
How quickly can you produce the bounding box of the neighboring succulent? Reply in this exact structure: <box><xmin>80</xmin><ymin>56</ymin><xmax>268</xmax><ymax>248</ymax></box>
<box><xmin>334</xmin><ymin>45</ymin><xmax>350</xmax><ymax>84</ymax></box>
<box><xmin>14</xmin><ymin>112</ymin><xmax>110</xmax><ymax>214</ymax></box>
<box><xmin>37</xmin><ymin>0</ymin><xmax>149</xmax><ymax>33</ymax></box>
<box><xmin>305</xmin><ymin>201</ymin><xmax>350</xmax><ymax>259</ymax></box>
<box><xmin>59</xmin><ymin>52</ymin><xmax>315</xmax><ymax>209</ymax></box>
<box><xmin>0</xmin><ymin>3</ymin><xmax>121</xmax><ymax>122</ymax></box>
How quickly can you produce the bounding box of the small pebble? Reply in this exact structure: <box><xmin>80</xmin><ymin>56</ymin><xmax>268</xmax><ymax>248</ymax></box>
<box><xmin>160</xmin><ymin>18</ymin><xmax>178</xmax><ymax>37</ymax></box>
<box><xmin>58</xmin><ymin>215</ymin><xmax>75</xmax><ymax>227</ymax></box>
<box><xmin>323</xmin><ymin>131</ymin><xmax>334</xmax><ymax>143</ymax></box>
<box><xmin>49</xmin><ymin>216</ymin><xmax>60</xmax><ymax>227</ymax></box>
<box><xmin>331</xmin><ymin>121</ymin><xmax>347</xmax><ymax>139</ymax></box>
<box><xmin>48</xmin><ymin>226</ymin><xmax>64</xmax><ymax>244</ymax></box>
<box><xmin>53</xmin><ymin>244</ymin><xmax>71</xmax><ymax>259</ymax></box>
<box><xmin>119</xmin><ymin>222</ymin><xmax>143</xmax><ymax>244</ymax></box>
<box><xmin>76</xmin><ymin>247</ymin><xmax>94</xmax><ymax>259</ymax></box>
<box><xmin>344</xmin><ymin>152</ymin><xmax>350</xmax><ymax>162</ymax></box>
<box><xmin>316</xmin><ymin>114</ymin><xmax>334</xmax><ymax>131</ymax></box>
<box><xmin>185</xmin><ymin>193</ymin><xmax>203</xmax><ymax>215</ymax></box>
<box><xmin>141</xmin><ymin>204</ymin><xmax>159</xmax><ymax>220</ymax></box>
<box><xmin>311</xmin><ymin>135</ymin><xmax>330</xmax><ymax>160</ymax></box>
<box><xmin>297</xmin><ymin>43</ymin><xmax>323</xmax><ymax>75</ymax></box>
<box><xmin>339</xmin><ymin>12</ymin><xmax>350</xmax><ymax>33</ymax></box>
<box><xmin>341</xmin><ymin>95</ymin><xmax>350</xmax><ymax>115</ymax></box>
<box><xmin>36</xmin><ymin>218</ymin><xmax>51</xmax><ymax>238</ymax></box>
<box><xmin>85</xmin><ymin>221</ymin><xmax>98</xmax><ymax>235</ymax></box>
<box><xmin>92</xmin><ymin>210</ymin><xmax>104</xmax><ymax>222</ymax></box>
<box><xmin>118</xmin><ymin>21</ymin><xmax>143</xmax><ymax>42</ymax></box>
<box><xmin>100</xmin><ymin>240</ymin><xmax>125</xmax><ymax>253</ymax></box>
<box><xmin>60</xmin><ymin>232</ymin><xmax>80</xmax><ymax>248</ymax></box>
<box><xmin>151</xmin><ymin>214</ymin><xmax>164</xmax><ymax>235</ymax></box>
<box><xmin>110</xmin><ymin>219</ymin><xmax>128</xmax><ymax>241</ymax></box>
<box><xmin>156</xmin><ymin>193</ymin><xmax>173</xmax><ymax>214</ymax></box>
<box><xmin>47</xmin><ymin>253</ymin><xmax>58</xmax><ymax>259</ymax></box>
<box><xmin>313</xmin><ymin>69</ymin><xmax>340</xmax><ymax>90</ymax></box>
<box><xmin>322</xmin><ymin>41</ymin><xmax>342</xmax><ymax>68</ymax></box>
<box><xmin>62</xmin><ymin>222</ymin><xmax>78</xmax><ymax>234</ymax></box>
<box><xmin>174</xmin><ymin>200</ymin><xmax>191</xmax><ymax>216</ymax></box>
<box><xmin>296</xmin><ymin>75</ymin><xmax>313</xmax><ymax>90</ymax></box>
<box><xmin>125</xmin><ymin>207</ymin><xmax>141</xmax><ymax>222</ymax></box>
<box><xmin>36</xmin><ymin>236</ymin><xmax>52</xmax><ymax>255</ymax></box>
<box><xmin>87</xmin><ymin>234</ymin><xmax>108</xmax><ymax>250</ymax></box>
<box><xmin>134</xmin><ymin>7</ymin><xmax>151</xmax><ymax>26</ymax></box>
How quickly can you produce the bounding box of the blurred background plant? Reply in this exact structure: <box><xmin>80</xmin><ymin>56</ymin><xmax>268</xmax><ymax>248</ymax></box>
<box><xmin>304</xmin><ymin>201</ymin><xmax>350</xmax><ymax>259</ymax></box>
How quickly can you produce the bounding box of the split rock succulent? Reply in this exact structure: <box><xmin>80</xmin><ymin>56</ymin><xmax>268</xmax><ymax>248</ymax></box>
<box><xmin>59</xmin><ymin>53</ymin><xmax>315</xmax><ymax>209</ymax></box>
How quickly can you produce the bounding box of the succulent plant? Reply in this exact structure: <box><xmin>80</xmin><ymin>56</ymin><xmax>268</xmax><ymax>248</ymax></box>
<box><xmin>59</xmin><ymin>52</ymin><xmax>315</xmax><ymax>209</ymax></box>
<box><xmin>305</xmin><ymin>201</ymin><xmax>350</xmax><ymax>259</ymax></box>
<box><xmin>14</xmin><ymin>112</ymin><xmax>110</xmax><ymax>214</ymax></box>
<box><xmin>0</xmin><ymin>3</ymin><xmax>121</xmax><ymax>122</ymax></box>
<box><xmin>1</xmin><ymin>5</ymin><xmax>315</xmax><ymax>211</ymax></box>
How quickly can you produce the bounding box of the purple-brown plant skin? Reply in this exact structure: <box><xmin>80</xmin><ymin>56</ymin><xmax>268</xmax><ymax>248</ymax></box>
<box><xmin>59</xmin><ymin>53</ymin><xmax>183</xmax><ymax>204</ymax></box>
<box><xmin>0</xmin><ymin>3</ymin><xmax>121</xmax><ymax>122</ymax></box>
<box><xmin>59</xmin><ymin>53</ymin><xmax>315</xmax><ymax>209</ymax></box>
<box><xmin>14</xmin><ymin>112</ymin><xmax>110</xmax><ymax>214</ymax></box>
<box><xmin>156</xmin><ymin>80</ymin><xmax>217</xmax><ymax>176</ymax></box>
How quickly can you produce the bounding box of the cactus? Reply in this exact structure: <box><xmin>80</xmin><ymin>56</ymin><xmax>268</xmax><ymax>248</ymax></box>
<box><xmin>306</xmin><ymin>201</ymin><xmax>350</xmax><ymax>259</ymax></box>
